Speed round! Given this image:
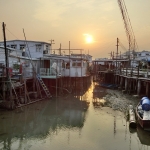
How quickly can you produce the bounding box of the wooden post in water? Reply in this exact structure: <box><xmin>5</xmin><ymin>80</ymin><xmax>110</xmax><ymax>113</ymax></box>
<box><xmin>120</xmin><ymin>76</ymin><xmax>123</xmax><ymax>89</ymax></box>
<box><xmin>125</xmin><ymin>78</ymin><xmax>128</xmax><ymax>91</ymax></box>
<box><xmin>146</xmin><ymin>82</ymin><xmax>149</xmax><ymax>97</ymax></box>
<box><xmin>137</xmin><ymin>80</ymin><xmax>141</xmax><ymax>96</ymax></box>
<box><xmin>56</xmin><ymin>59</ymin><xmax>58</xmax><ymax>97</ymax></box>
<box><xmin>137</xmin><ymin>62</ymin><xmax>140</xmax><ymax>78</ymax></box>
<box><xmin>126</xmin><ymin>65</ymin><xmax>127</xmax><ymax>76</ymax></box>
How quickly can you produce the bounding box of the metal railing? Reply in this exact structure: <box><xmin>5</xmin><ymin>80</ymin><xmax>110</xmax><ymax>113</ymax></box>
<box><xmin>40</xmin><ymin>68</ymin><xmax>58</xmax><ymax>76</ymax></box>
<box><xmin>118</xmin><ymin>67</ymin><xmax>150</xmax><ymax>78</ymax></box>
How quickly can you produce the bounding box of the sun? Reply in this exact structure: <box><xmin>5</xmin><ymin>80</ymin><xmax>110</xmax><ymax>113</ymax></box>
<box><xmin>83</xmin><ymin>34</ymin><xmax>93</xmax><ymax>43</ymax></box>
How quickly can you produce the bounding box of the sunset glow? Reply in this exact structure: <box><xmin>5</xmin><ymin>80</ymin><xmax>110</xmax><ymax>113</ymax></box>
<box><xmin>83</xmin><ymin>34</ymin><xmax>93</xmax><ymax>44</ymax></box>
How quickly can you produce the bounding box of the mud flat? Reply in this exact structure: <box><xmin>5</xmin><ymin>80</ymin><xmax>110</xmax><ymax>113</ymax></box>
<box><xmin>103</xmin><ymin>89</ymin><xmax>140</xmax><ymax>112</ymax></box>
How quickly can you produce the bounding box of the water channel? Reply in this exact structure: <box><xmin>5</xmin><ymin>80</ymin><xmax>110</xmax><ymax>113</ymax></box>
<box><xmin>0</xmin><ymin>81</ymin><xmax>150</xmax><ymax>150</ymax></box>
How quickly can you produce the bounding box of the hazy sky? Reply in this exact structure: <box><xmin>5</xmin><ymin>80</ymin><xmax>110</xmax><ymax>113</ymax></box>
<box><xmin>0</xmin><ymin>0</ymin><xmax>150</xmax><ymax>59</ymax></box>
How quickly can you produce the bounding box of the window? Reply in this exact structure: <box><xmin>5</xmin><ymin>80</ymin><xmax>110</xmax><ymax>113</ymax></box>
<box><xmin>36</xmin><ymin>44</ymin><xmax>42</xmax><ymax>52</ymax></box>
<box><xmin>43</xmin><ymin>50</ymin><xmax>48</xmax><ymax>54</ymax></box>
<box><xmin>20</xmin><ymin>44</ymin><xmax>25</xmax><ymax>50</ymax></box>
<box><xmin>11</xmin><ymin>45</ymin><xmax>17</xmax><ymax>49</ymax></box>
<box><xmin>66</xmin><ymin>63</ymin><xmax>70</xmax><ymax>69</ymax></box>
<box><xmin>77</xmin><ymin>62</ymin><xmax>81</xmax><ymax>67</ymax></box>
<box><xmin>43</xmin><ymin>45</ymin><xmax>49</xmax><ymax>54</ymax></box>
<box><xmin>46</xmin><ymin>45</ymin><xmax>49</xmax><ymax>50</ymax></box>
<box><xmin>62</xmin><ymin>61</ymin><xmax>65</xmax><ymax>68</ymax></box>
<box><xmin>72</xmin><ymin>62</ymin><xmax>76</xmax><ymax>67</ymax></box>
<box><xmin>83</xmin><ymin>62</ymin><xmax>86</xmax><ymax>67</ymax></box>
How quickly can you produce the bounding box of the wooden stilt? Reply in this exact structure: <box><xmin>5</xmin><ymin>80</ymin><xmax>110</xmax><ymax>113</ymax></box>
<box><xmin>146</xmin><ymin>82</ymin><xmax>149</xmax><ymax>97</ymax></box>
<box><xmin>125</xmin><ymin>78</ymin><xmax>128</xmax><ymax>91</ymax></box>
<box><xmin>137</xmin><ymin>80</ymin><xmax>141</xmax><ymax>96</ymax></box>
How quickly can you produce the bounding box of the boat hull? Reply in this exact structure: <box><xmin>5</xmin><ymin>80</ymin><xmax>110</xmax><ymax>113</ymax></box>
<box><xmin>136</xmin><ymin>103</ymin><xmax>150</xmax><ymax>131</ymax></box>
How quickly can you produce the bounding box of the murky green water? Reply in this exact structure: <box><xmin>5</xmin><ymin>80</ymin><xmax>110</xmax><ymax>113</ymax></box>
<box><xmin>0</xmin><ymin>83</ymin><xmax>150</xmax><ymax>150</ymax></box>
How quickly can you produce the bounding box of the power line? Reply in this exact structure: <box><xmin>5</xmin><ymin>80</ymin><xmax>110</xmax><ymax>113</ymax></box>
<box><xmin>118</xmin><ymin>0</ymin><xmax>139</xmax><ymax>52</ymax></box>
<box><xmin>5</xmin><ymin>27</ymin><xmax>19</xmax><ymax>40</ymax></box>
<box><xmin>119</xmin><ymin>40</ymin><xmax>128</xmax><ymax>52</ymax></box>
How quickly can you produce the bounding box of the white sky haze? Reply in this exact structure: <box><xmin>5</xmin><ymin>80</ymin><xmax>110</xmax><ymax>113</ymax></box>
<box><xmin>0</xmin><ymin>0</ymin><xmax>150</xmax><ymax>59</ymax></box>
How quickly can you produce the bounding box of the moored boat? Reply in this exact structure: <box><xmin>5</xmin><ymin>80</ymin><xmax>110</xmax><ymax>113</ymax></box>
<box><xmin>136</xmin><ymin>102</ymin><xmax>150</xmax><ymax>131</ymax></box>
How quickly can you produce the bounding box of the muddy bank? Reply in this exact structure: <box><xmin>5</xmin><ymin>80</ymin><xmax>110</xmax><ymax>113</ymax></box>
<box><xmin>103</xmin><ymin>89</ymin><xmax>140</xmax><ymax>113</ymax></box>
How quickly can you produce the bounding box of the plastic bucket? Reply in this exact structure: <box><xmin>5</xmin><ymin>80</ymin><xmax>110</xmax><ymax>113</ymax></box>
<box><xmin>140</xmin><ymin>97</ymin><xmax>148</xmax><ymax>105</ymax></box>
<box><xmin>142</xmin><ymin>98</ymin><xmax>150</xmax><ymax>111</ymax></box>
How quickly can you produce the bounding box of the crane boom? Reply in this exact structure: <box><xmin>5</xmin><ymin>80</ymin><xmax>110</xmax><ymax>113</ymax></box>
<box><xmin>118</xmin><ymin>0</ymin><xmax>138</xmax><ymax>53</ymax></box>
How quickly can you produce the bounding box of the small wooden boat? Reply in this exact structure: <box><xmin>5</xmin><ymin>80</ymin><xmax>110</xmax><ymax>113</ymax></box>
<box><xmin>135</xmin><ymin>103</ymin><xmax>150</xmax><ymax>131</ymax></box>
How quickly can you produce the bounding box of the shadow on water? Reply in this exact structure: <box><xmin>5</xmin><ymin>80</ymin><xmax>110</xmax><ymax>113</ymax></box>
<box><xmin>129</xmin><ymin>124</ymin><xmax>150</xmax><ymax>149</ymax></box>
<box><xmin>0</xmin><ymin>86</ymin><xmax>90</xmax><ymax>149</ymax></box>
<box><xmin>136</xmin><ymin>124</ymin><xmax>150</xmax><ymax>146</ymax></box>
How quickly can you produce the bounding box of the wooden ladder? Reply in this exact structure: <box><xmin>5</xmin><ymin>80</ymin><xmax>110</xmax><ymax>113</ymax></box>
<box><xmin>36</xmin><ymin>74</ymin><xmax>52</xmax><ymax>98</ymax></box>
<box><xmin>9</xmin><ymin>78</ymin><xmax>21</xmax><ymax>105</ymax></box>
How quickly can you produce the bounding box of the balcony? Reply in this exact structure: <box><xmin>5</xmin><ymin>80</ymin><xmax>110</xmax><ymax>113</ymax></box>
<box><xmin>40</xmin><ymin>68</ymin><xmax>61</xmax><ymax>79</ymax></box>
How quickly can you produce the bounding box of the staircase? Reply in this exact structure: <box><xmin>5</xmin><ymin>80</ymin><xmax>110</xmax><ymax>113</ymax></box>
<box><xmin>36</xmin><ymin>74</ymin><xmax>52</xmax><ymax>98</ymax></box>
<box><xmin>9</xmin><ymin>77</ymin><xmax>21</xmax><ymax>106</ymax></box>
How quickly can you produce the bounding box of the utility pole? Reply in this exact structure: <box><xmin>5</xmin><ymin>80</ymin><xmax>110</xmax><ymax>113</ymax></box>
<box><xmin>113</xmin><ymin>51</ymin><xmax>114</xmax><ymax>60</ymax></box>
<box><xmin>2</xmin><ymin>22</ymin><xmax>9</xmax><ymax>79</ymax></box>
<box><xmin>2</xmin><ymin>22</ymin><xmax>12</xmax><ymax>101</ymax></box>
<box><xmin>116</xmin><ymin>38</ymin><xmax>119</xmax><ymax>59</ymax></box>
<box><xmin>59</xmin><ymin>43</ymin><xmax>61</xmax><ymax>55</ymax></box>
<box><xmin>49</xmin><ymin>39</ymin><xmax>55</xmax><ymax>54</ymax></box>
<box><xmin>108</xmin><ymin>51</ymin><xmax>112</xmax><ymax>59</ymax></box>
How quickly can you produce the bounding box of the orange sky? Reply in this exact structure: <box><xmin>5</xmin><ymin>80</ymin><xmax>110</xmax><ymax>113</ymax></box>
<box><xmin>0</xmin><ymin>0</ymin><xmax>150</xmax><ymax>59</ymax></box>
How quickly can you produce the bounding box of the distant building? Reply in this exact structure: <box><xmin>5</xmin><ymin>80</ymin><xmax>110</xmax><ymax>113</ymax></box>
<box><xmin>0</xmin><ymin>40</ymin><xmax>51</xmax><ymax>58</ymax></box>
<box><xmin>135</xmin><ymin>50</ymin><xmax>150</xmax><ymax>59</ymax></box>
<box><xmin>130</xmin><ymin>50</ymin><xmax>150</xmax><ymax>67</ymax></box>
